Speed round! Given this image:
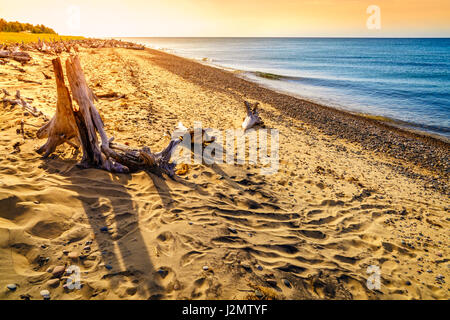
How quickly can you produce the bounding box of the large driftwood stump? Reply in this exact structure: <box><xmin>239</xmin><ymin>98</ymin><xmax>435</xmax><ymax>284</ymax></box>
<box><xmin>37</xmin><ymin>57</ymin><xmax>79</xmax><ymax>157</ymax></box>
<box><xmin>64</xmin><ymin>55</ymin><xmax>126</xmax><ymax>172</ymax></box>
<box><xmin>36</xmin><ymin>55</ymin><xmax>182</xmax><ymax>176</ymax></box>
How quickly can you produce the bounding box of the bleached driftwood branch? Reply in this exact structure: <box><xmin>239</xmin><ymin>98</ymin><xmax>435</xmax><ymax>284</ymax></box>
<box><xmin>1</xmin><ymin>89</ymin><xmax>44</xmax><ymax>118</ymax></box>
<box><xmin>242</xmin><ymin>101</ymin><xmax>263</xmax><ymax>131</ymax></box>
<box><xmin>0</xmin><ymin>50</ymin><xmax>32</xmax><ymax>63</ymax></box>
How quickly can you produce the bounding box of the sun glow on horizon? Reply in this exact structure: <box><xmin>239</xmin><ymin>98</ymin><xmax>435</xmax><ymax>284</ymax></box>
<box><xmin>1</xmin><ymin>0</ymin><xmax>449</xmax><ymax>38</ymax></box>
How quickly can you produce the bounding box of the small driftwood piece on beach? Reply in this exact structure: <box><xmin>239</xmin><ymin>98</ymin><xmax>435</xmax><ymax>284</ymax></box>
<box><xmin>0</xmin><ymin>50</ymin><xmax>32</xmax><ymax>63</ymax></box>
<box><xmin>95</xmin><ymin>92</ymin><xmax>127</xmax><ymax>100</ymax></box>
<box><xmin>242</xmin><ymin>101</ymin><xmax>263</xmax><ymax>131</ymax></box>
<box><xmin>36</xmin><ymin>55</ymin><xmax>181</xmax><ymax>176</ymax></box>
<box><xmin>1</xmin><ymin>89</ymin><xmax>43</xmax><ymax>118</ymax></box>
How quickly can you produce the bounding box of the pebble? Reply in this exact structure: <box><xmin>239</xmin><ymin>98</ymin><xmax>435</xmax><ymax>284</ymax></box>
<box><xmin>255</xmin><ymin>264</ymin><xmax>263</xmax><ymax>271</ymax></box>
<box><xmin>40</xmin><ymin>290</ymin><xmax>50</xmax><ymax>300</ymax></box>
<box><xmin>202</xmin><ymin>265</ymin><xmax>209</xmax><ymax>271</ymax></box>
<box><xmin>255</xmin><ymin>290</ymin><xmax>263</xmax><ymax>298</ymax></box>
<box><xmin>100</xmin><ymin>227</ymin><xmax>109</xmax><ymax>232</ymax></box>
<box><xmin>46</xmin><ymin>267</ymin><xmax>53</xmax><ymax>273</ymax></box>
<box><xmin>20</xmin><ymin>294</ymin><xmax>31</xmax><ymax>300</ymax></box>
<box><xmin>405</xmin><ymin>281</ymin><xmax>412</xmax><ymax>286</ymax></box>
<box><xmin>105</xmin><ymin>264</ymin><xmax>113</xmax><ymax>270</ymax></box>
<box><xmin>68</xmin><ymin>252</ymin><xmax>79</xmax><ymax>259</ymax></box>
<box><xmin>83</xmin><ymin>246</ymin><xmax>91</xmax><ymax>252</ymax></box>
<box><xmin>6</xmin><ymin>283</ymin><xmax>17</xmax><ymax>291</ymax></box>
<box><xmin>85</xmin><ymin>241</ymin><xmax>92</xmax><ymax>245</ymax></box>
<box><xmin>52</xmin><ymin>265</ymin><xmax>66</xmax><ymax>278</ymax></box>
<box><xmin>435</xmin><ymin>274</ymin><xmax>445</xmax><ymax>283</ymax></box>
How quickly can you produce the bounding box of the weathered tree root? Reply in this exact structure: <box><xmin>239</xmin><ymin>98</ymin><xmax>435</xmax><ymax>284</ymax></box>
<box><xmin>106</xmin><ymin>138</ymin><xmax>182</xmax><ymax>177</ymax></box>
<box><xmin>36</xmin><ymin>55</ymin><xmax>181</xmax><ymax>176</ymax></box>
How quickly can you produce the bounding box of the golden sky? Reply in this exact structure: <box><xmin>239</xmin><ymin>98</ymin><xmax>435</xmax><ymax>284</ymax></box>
<box><xmin>1</xmin><ymin>0</ymin><xmax>449</xmax><ymax>37</ymax></box>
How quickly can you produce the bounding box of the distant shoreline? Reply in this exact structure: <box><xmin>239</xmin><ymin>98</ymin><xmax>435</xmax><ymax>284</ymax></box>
<box><xmin>115</xmin><ymin>37</ymin><xmax>450</xmax><ymax>142</ymax></box>
<box><xmin>141</xmin><ymin>45</ymin><xmax>449</xmax><ymax>184</ymax></box>
<box><xmin>242</xmin><ymin>70</ymin><xmax>450</xmax><ymax>143</ymax></box>
<box><xmin>116</xmin><ymin>36</ymin><xmax>450</xmax><ymax>39</ymax></box>
<box><xmin>150</xmin><ymin>46</ymin><xmax>450</xmax><ymax>143</ymax></box>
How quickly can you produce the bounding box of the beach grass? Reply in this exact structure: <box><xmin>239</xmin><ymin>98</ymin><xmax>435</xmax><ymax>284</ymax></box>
<box><xmin>0</xmin><ymin>32</ymin><xmax>84</xmax><ymax>44</ymax></box>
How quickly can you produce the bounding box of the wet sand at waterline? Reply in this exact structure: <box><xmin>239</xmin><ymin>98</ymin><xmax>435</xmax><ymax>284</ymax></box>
<box><xmin>0</xmin><ymin>46</ymin><xmax>448</xmax><ymax>300</ymax></box>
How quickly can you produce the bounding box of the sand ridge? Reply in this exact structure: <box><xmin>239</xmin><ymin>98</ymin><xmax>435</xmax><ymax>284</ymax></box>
<box><xmin>0</xmin><ymin>47</ymin><xmax>448</xmax><ymax>300</ymax></box>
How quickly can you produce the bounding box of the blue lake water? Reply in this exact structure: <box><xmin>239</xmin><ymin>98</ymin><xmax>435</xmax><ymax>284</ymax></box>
<box><xmin>119</xmin><ymin>37</ymin><xmax>450</xmax><ymax>139</ymax></box>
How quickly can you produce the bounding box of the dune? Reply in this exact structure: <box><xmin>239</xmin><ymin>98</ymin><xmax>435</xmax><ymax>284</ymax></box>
<box><xmin>0</xmin><ymin>45</ymin><xmax>448</xmax><ymax>300</ymax></box>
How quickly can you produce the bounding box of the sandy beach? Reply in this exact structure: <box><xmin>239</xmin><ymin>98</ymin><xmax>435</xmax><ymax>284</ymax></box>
<box><xmin>0</xmin><ymin>45</ymin><xmax>448</xmax><ymax>300</ymax></box>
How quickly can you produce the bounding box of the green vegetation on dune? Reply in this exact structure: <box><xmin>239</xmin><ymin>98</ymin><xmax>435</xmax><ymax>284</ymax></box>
<box><xmin>0</xmin><ymin>18</ymin><xmax>56</xmax><ymax>34</ymax></box>
<box><xmin>0</xmin><ymin>32</ymin><xmax>84</xmax><ymax>44</ymax></box>
<box><xmin>0</xmin><ymin>18</ymin><xmax>83</xmax><ymax>44</ymax></box>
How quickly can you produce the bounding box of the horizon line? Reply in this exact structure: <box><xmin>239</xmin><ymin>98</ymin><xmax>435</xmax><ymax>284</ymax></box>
<box><xmin>110</xmin><ymin>36</ymin><xmax>450</xmax><ymax>39</ymax></box>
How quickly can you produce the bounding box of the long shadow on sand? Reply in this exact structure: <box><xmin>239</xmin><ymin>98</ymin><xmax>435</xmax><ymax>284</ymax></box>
<box><xmin>42</xmin><ymin>158</ymin><xmax>164</xmax><ymax>299</ymax></box>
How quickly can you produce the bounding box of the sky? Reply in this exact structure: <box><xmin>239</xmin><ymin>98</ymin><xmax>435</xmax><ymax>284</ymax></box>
<box><xmin>1</xmin><ymin>0</ymin><xmax>449</xmax><ymax>37</ymax></box>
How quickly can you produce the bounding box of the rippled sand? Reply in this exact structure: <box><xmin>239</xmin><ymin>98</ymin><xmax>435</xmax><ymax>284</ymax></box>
<box><xmin>0</xmin><ymin>47</ymin><xmax>448</xmax><ymax>300</ymax></box>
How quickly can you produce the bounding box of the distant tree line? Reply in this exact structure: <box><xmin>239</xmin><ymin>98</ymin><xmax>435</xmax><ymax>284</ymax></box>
<box><xmin>0</xmin><ymin>19</ymin><xmax>57</xmax><ymax>34</ymax></box>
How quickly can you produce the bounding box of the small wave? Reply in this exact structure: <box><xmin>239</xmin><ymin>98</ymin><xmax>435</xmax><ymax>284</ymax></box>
<box><xmin>358</xmin><ymin>113</ymin><xmax>450</xmax><ymax>139</ymax></box>
<box><xmin>251</xmin><ymin>71</ymin><xmax>342</xmax><ymax>84</ymax></box>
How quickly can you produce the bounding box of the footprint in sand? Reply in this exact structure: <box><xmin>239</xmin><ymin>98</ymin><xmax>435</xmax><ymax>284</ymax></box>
<box><xmin>156</xmin><ymin>231</ymin><xmax>176</xmax><ymax>257</ymax></box>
